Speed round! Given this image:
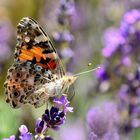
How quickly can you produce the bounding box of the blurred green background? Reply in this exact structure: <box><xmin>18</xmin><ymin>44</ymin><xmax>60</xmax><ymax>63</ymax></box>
<box><xmin>0</xmin><ymin>0</ymin><xmax>140</xmax><ymax>140</ymax></box>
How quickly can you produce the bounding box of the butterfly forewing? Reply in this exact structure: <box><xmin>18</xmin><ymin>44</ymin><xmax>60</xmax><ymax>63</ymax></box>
<box><xmin>16</xmin><ymin>17</ymin><xmax>65</xmax><ymax>77</ymax></box>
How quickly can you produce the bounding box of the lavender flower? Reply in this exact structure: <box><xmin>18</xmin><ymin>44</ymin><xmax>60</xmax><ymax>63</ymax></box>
<box><xmin>42</xmin><ymin>107</ymin><xmax>65</xmax><ymax>130</ymax></box>
<box><xmin>97</xmin><ymin>9</ymin><xmax>140</xmax><ymax>84</ymax></box>
<box><xmin>96</xmin><ymin>9</ymin><xmax>140</xmax><ymax>138</ymax></box>
<box><xmin>35</xmin><ymin>118</ymin><xmax>47</xmax><ymax>134</ymax></box>
<box><xmin>19</xmin><ymin>125</ymin><xmax>32</xmax><ymax>140</ymax></box>
<box><xmin>57</xmin><ymin>0</ymin><xmax>76</xmax><ymax>25</ymax></box>
<box><xmin>42</xmin><ymin>0</ymin><xmax>76</xmax><ymax>67</ymax></box>
<box><xmin>102</xmin><ymin>27</ymin><xmax>125</xmax><ymax>58</ymax></box>
<box><xmin>48</xmin><ymin>0</ymin><xmax>75</xmax><ymax>44</ymax></box>
<box><xmin>59</xmin><ymin>122</ymin><xmax>86</xmax><ymax>140</ymax></box>
<box><xmin>52</xmin><ymin>30</ymin><xmax>74</xmax><ymax>42</ymax></box>
<box><xmin>54</xmin><ymin>95</ymin><xmax>73</xmax><ymax>113</ymax></box>
<box><xmin>52</xmin><ymin>0</ymin><xmax>76</xmax><ymax>66</ymax></box>
<box><xmin>96</xmin><ymin>66</ymin><xmax>109</xmax><ymax>81</ymax></box>
<box><xmin>35</xmin><ymin>95</ymin><xmax>73</xmax><ymax>139</ymax></box>
<box><xmin>0</xmin><ymin>19</ymin><xmax>12</xmax><ymax>72</ymax></box>
<box><xmin>120</xmin><ymin>9</ymin><xmax>140</xmax><ymax>37</ymax></box>
<box><xmin>60</xmin><ymin>47</ymin><xmax>74</xmax><ymax>60</ymax></box>
<box><xmin>119</xmin><ymin>10</ymin><xmax>140</xmax><ymax>59</ymax></box>
<box><xmin>86</xmin><ymin>102</ymin><xmax>120</xmax><ymax>140</ymax></box>
<box><xmin>118</xmin><ymin>65</ymin><xmax>140</xmax><ymax>130</ymax></box>
<box><xmin>3</xmin><ymin>95</ymin><xmax>73</xmax><ymax>140</ymax></box>
<box><xmin>3</xmin><ymin>125</ymin><xmax>32</xmax><ymax>140</ymax></box>
<box><xmin>3</xmin><ymin>135</ymin><xmax>15</xmax><ymax>140</ymax></box>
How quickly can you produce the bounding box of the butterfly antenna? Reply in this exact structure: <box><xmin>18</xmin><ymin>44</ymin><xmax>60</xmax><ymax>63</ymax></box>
<box><xmin>73</xmin><ymin>66</ymin><xmax>101</xmax><ymax>77</ymax></box>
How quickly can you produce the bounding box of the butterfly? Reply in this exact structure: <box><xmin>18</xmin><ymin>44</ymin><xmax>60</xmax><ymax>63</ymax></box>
<box><xmin>4</xmin><ymin>17</ymin><xmax>77</xmax><ymax>108</ymax></box>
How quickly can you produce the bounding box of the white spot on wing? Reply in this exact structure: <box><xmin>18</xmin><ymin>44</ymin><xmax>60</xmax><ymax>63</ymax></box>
<box><xmin>34</xmin><ymin>35</ymin><xmax>47</xmax><ymax>43</ymax></box>
<box><xmin>25</xmin><ymin>36</ymin><xmax>30</xmax><ymax>42</ymax></box>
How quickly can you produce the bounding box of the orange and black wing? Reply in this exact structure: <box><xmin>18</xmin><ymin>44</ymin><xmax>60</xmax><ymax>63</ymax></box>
<box><xmin>15</xmin><ymin>17</ymin><xmax>65</xmax><ymax>77</ymax></box>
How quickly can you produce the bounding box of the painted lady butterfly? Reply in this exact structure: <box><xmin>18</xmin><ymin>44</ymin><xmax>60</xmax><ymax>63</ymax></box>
<box><xmin>4</xmin><ymin>17</ymin><xmax>77</xmax><ymax>108</ymax></box>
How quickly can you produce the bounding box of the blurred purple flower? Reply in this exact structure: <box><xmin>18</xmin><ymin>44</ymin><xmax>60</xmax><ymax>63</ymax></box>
<box><xmin>120</xmin><ymin>9</ymin><xmax>140</xmax><ymax>51</ymax></box>
<box><xmin>0</xmin><ymin>20</ymin><xmax>12</xmax><ymax>64</ymax></box>
<box><xmin>57</xmin><ymin>0</ymin><xmax>75</xmax><ymax>25</ymax></box>
<box><xmin>0</xmin><ymin>44</ymin><xmax>11</xmax><ymax>63</ymax></box>
<box><xmin>35</xmin><ymin>95</ymin><xmax>73</xmax><ymax>139</ymax></box>
<box><xmin>118</xmin><ymin>65</ymin><xmax>140</xmax><ymax>133</ymax></box>
<box><xmin>59</xmin><ymin>0</ymin><xmax>75</xmax><ymax>16</ymax></box>
<box><xmin>89</xmin><ymin>132</ymin><xmax>97</xmax><ymax>140</ymax></box>
<box><xmin>60</xmin><ymin>122</ymin><xmax>86</xmax><ymax>140</ymax></box>
<box><xmin>101</xmin><ymin>129</ymin><xmax>120</xmax><ymax>140</ymax></box>
<box><xmin>102</xmin><ymin>28</ymin><xmax>125</xmax><ymax>58</ymax></box>
<box><xmin>19</xmin><ymin>125</ymin><xmax>32</xmax><ymax>140</ymax></box>
<box><xmin>3</xmin><ymin>135</ymin><xmax>15</xmax><ymax>140</ymax></box>
<box><xmin>120</xmin><ymin>10</ymin><xmax>140</xmax><ymax>37</ymax></box>
<box><xmin>99</xmin><ymin>9</ymin><xmax>140</xmax><ymax>91</ymax></box>
<box><xmin>0</xmin><ymin>20</ymin><xmax>11</xmax><ymax>43</ymax></box>
<box><xmin>52</xmin><ymin>0</ymin><xmax>76</xmax><ymax>63</ymax></box>
<box><xmin>121</xmin><ymin>56</ymin><xmax>131</xmax><ymax>66</ymax></box>
<box><xmin>60</xmin><ymin>47</ymin><xmax>74</xmax><ymax>59</ymax></box>
<box><xmin>53</xmin><ymin>31</ymin><xmax>74</xmax><ymax>42</ymax></box>
<box><xmin>19</xmin><ymin>125</ymin><xmax>28</xmax><ymax>134</ymax></box>
<box><xmin>118</xmin><ymin>84</ymin><xmax>129</xmax><ymax>103</ymax></box>
<box><xmin>89</xmin><ymin>130</ymin><xmax>120</xmax><ymax>140</ymax></box>
<box><xmin>3</xmin><ymin>125</ymin><xmax>32</xmax><ymax>140</ymax></box>
<box><xmin>123</xmin><ymin>10</ymin><xmax>140</xmax><ymax>25</ymax></box>
<box><xmin>96</xmin><ymin>66</ymin><xmax>109</xmax><ymax>81</ymax></box>
<box><xmin>86</xmin><ymin>102</ymin><xmax>120</xmax><ymax>139</ymax></box>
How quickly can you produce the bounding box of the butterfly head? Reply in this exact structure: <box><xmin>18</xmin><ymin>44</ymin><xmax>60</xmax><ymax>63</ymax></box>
<box><xmin>56</xmin><ymin>75</ymin><xmax>77</xmax><ymax>95</ymax></box>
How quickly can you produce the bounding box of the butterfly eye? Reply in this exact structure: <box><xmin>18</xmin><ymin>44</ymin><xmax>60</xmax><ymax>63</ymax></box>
<box><xmin>13</xmin><ymin>91</ymin><xmax>20</xmax><ymax>97</ymax></box>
